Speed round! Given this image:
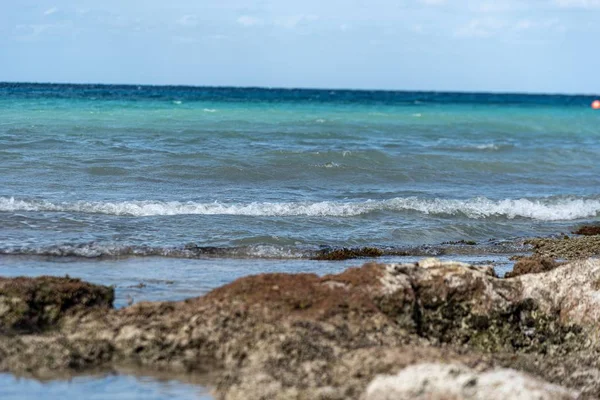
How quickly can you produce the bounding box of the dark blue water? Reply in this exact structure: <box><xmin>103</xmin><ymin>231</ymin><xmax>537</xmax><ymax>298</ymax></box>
<box><xmin>2</xmin><ymin>82</ymin><xmax>596</xmax><ymax>105</ymax></box>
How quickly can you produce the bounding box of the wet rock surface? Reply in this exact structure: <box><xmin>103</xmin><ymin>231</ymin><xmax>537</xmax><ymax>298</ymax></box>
<box><xmin>0</xmin><ymin>276</ymin><xmax>114</xmax><ymax>334</ymax></box>
<box><xmin>528</xmin><ymin>236</ymin><xmax>600</xmax><ymax>259</ymax></box>
<box><xmin>2</xmin><ymin>258</ymin><xmax>600</xmax><ymax>399</ymax></box>
<box><xmin>312</xmin><ymin>246</ymin><xmax>385</xmax><ymax>260</ymax></box>
<box><xmin>505</xmin><ymin>256</ymin><xmax>561</xmax><ymax>278</ymax></box>
<box><xmin>573</xmin><ymin>225</ymin><xmax>600</xmax><ymax>236</ymax></box>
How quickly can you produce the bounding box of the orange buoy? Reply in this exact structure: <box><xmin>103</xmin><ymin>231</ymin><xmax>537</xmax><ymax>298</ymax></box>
<box><xmin>592</xmin><ymin>100</ymin><xmax>600</xmax><ymax>110</ymax></box>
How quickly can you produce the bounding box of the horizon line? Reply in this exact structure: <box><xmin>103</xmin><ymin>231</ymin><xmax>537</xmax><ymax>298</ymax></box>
<box><xmin>1</xmin><ymin>80</ymin><xmax>599</xmax><ymax>98</ymax></box>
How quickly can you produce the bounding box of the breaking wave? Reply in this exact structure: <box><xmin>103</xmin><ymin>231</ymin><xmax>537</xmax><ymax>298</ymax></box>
<box><xmin>0</xmin><ymin>243</ymin><xmax>307</xmax><ymax>259</ymax></box>
<box><xmin>0</xmin><ymin>240</ymin><xmax>527</xmax><ymax>260</ymax></box>
<box><xmin>1</xmin><ymin>196</ymin><xmax>599</xmax><ymax>221</ymax></box>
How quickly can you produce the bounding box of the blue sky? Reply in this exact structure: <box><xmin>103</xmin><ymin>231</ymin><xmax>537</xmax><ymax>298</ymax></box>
<box><xmin>1</xmin><ymin>0</ymin><xmax>599</xmax><ymax>94</ymax></box>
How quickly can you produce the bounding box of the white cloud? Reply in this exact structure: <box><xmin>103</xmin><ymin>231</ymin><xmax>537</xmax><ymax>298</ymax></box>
<box><xmin>208</xmin><ymin>34</ymin><xmax>228</xmax><ymax>40</ymax></box>
<box><xmin>44</xmin><ymin>7</ymin><xmax>58</xmax><ymax>16</ymax></box>
<box><xmin>274</xmin><ymin>14</ymin><xmax>319</xmax><ymax>29</ymax></box>
<box><xmin>455</xmin><ymin>18</ymin><xmax>505</xmax><ymax>38</ymax></box>
<box><xmin>177</xmin><ymin>15</ymin><xmax>198</xmax><ymax>27</ymax></box>
<box><xmin>513</xmin><ymin>18</ymin><xmax>566</xmax><ymax>33</ymax></box>
<box><xmin>514</xmin><ymin>19</ymin><xmax>533</xmax><ymax>30</ymax></box>
<box><xmin>236</xmin><ymin>15</ymin><xmax>262</xmax><ymax>27</ymax></box>
<box><xmin>456</xmin><ymin>16</ymin><xmax>567</xmax><ymax>39</ymax></box>
<box><xmin>172</xmin><ymin>35</ymin><xmax>198</xmax><ymax>44</ymax></box>
<box><xmin>554</xmin><ymin>0</ymin><xmax>600</xmax><ymax>8</ymax></box>
<box><xmin>475</xmin><ymin>2</ymin><xmax>519</xmax><ymax>13</ymax></box>
<box><xmin>412</xmin><ymin>24</ymin><xmax>425</xmax><ymax>34</ymax></box>
<box><xmin>14</xmin><ymin>23</ymin><xmax>66</xmax><ymax>41</ymax></box>
<box><xmin>419</xmin><ymin>0</ymin><xmax>446</xmax><ymax>5</ymax></box>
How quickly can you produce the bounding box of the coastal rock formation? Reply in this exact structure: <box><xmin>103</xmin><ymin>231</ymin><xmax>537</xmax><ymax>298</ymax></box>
<box><xmin>1</xmin><ymin>258</ymin><xmax>600</xmax><ymax>398</ymax></box>
<box><xmin>0</xmin><ymin>276</ymin><xmax>114</xmax><ymax>334</ymax></box>
<box><xmin>528</xmin><ymin>236</ymin><xmax>600</xmax><ymax>259</ymax></box>
<box><xmin>363</xmin><ymin>363</ymin><xmax>579</xmax><ymax>400</ymax></box>
<box><xmin>573</xmin><ymin>225</ymin><xmax>600</xmax><ymax>236</ymax></box>
<box><xmin>519</xmin><ymin>258</ymin><xmax>600</xmax><ymax>329</ymax></box>
<box><xmin>504</xmin><ymin>256</ymin><xmax>561</xmax><ymax>278</ymax></box>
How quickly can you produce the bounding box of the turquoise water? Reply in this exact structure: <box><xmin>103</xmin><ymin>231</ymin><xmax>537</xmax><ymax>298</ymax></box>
<box><xmin>0</xmin><ymin>83</ymin><xmax>599</xmax><ymax>398</ymax></box>
<box><xmin>1</xmin><ymin>84</ymin><xmax>599</xmax><ymax>258</ymax></box>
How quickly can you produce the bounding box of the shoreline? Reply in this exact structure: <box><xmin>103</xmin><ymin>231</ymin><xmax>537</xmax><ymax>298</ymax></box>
<box><xmin>0</xmin><ymin>237</ymin><xmax>532</xmax><ymax>261</ymax></box>
<box><xmin>2</xmin><ymin>229</ymin><xmax>599</xmax><ymax>262</ymax></box>
<box><xmin>2</xmin><ymin>233</ymin><xmax>600</xmax><ymax>399</ymax></box>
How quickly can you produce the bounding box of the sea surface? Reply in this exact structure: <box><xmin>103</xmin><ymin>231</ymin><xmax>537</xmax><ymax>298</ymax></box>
<box><xmin>1</xmin><ymin>83</ymin><xmax>599</xmax><ymax>398</ymax></box>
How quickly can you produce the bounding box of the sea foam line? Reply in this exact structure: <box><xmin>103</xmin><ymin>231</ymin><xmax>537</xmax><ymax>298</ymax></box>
<box><xmin>0</xmin><ymin>196</ymin><xmax>599</xmax><ymax>220</ymax></box>
<box><xmin>0</xmin><ymin>243</ymin><xmax>306</xmax><ymax>259</ymax></box>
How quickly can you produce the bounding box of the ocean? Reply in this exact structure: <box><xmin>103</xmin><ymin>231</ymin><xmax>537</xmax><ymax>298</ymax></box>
<box><xmin>1</xmin><ymin>82</ymin><xmax>599</xmax><ymax>398</ymax></box>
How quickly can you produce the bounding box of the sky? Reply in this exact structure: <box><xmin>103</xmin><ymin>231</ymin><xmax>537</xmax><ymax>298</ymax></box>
<box><xmin>1</xmin><ymin>0</ymin><xmax>599</xmax><ymax>94</ymax></box>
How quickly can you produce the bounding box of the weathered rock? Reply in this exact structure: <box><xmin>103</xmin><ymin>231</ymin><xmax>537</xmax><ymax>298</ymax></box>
<box><xmin>505</xmin><ymin>256</ymin><xmax>561</xmax><ymax>278</ymax></box>
<box><xmin>363</xmin><ymin>363</ymin><xmax>579</xmax><ymax>400</ymax></box>
<box><xmin>0</xmin><ymin>276</ymin><xmax>114</xmax><ymax>334</ymax></box>
<box><xmin>519</xmin><ymin>258</ymin><xmax>600</xmax><ymax>331</ymax></box>
<box><xmin>312</xmin><ymin>247</ymin><xmax>384</xmax><ymax>260</ymax></box>
<box><xmin>528</xmin><ymin>236</ymin><xmax>600</xmax><ymax>259</ymax></box>
<box><xmin>573</xmin><ymin>225</ymin><xmax>600</xmax><ymax>236</ymax></box>
<box><xmin>2</xmin><ymin>258</ymin><xmax>600</xmax><ymax>399</ymax></box>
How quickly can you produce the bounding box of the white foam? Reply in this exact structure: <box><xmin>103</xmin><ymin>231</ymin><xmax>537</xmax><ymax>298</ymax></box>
<box><xmin>1</xmin><ymin>196</ymin><xmax>599</xmax><ymax>221</ymax></box>
<box><xmin>0</xmin><ymin>242</ymin><xmax>307</xmax><ymax>259</ymax></box>
<box><xmin>474</xmin><ymin>143</ymin><xmax>500</xmax><ymax>150</ymax></box>
<box><xmin>203</xmin><ymin>108</ymin><xmax>217</xmax><ymax>113</ymax></box>
<box><xmin>312</xmin><ymin>162</ymin><xmax>341</xmax><ymax>168</ymax></box>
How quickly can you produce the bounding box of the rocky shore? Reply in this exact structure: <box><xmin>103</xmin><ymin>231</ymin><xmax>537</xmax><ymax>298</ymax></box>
<box><xmin>2</xmin><ymin>236</ymin><xmax>600</xmax><ymax>399</ymax></box>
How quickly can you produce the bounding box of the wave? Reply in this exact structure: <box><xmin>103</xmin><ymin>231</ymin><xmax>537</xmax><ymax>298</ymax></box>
<box><xmin>1</xmin><ymin>196</ymin><xmax>599</xmax><ymax>221</ymax></box>
<box><xmin>0</xmin><ymin>241</ymin><xmax>527</xmax><ymax>260</ymax></box>
<box><xmin>0</xmin><ymin>243</ymin><xmax>306</xmax><ymax>259</ymax></box>
<box><xmin>474</xmin><ymin>143</ymin><xmax>500</xmax><ymax>150</ymax></box>
<box><xmin>434</xmin><ymin>143</ymin><xmax>514</xmax><ymax>152</ymax></box>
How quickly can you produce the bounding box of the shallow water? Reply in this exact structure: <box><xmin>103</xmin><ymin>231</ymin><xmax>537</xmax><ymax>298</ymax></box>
<box><xmin>0</xmin><ymin>254</ymin><xmax>514</xmax><ymax>308</ymax></box>
<box><xmin>0</xmin><ymin>373</ymin><xmax>212</xmax><ymax>400</ymax></box>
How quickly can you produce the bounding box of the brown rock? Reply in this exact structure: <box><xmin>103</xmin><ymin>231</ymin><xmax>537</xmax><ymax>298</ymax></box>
<box><xmin>573</xmin><ymin>225</ymin><xmax>600</xmax><ymax>236</ymax></box>
<box><xmin>2</xmin><ymin>259</ymin><xmax>600</xmax><ymax>399</ymax></box>
<box><xmin>312</xmin><ymin>247</ymin><xmax>384</xmax><ymax>260</ymax></box>
<box><xmin>505</xmin><ymin>256</ymin><xmax>561</xmax><ymax>278</ymax></box>
<box><xmin>0</xmin><ymin>276</ymin><xmax>114</xmax><ymax>334</ymax></box>
<box><xmin>527</xmin><ymin>236</ymin><xmax>600</xmax><ymax>259</ymax></box>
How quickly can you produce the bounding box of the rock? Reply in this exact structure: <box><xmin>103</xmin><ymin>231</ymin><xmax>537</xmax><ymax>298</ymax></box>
<box><xmin>363</xmin><ymin>363</ymin><xmax>579</xmax><ymax>400</ymax></box>
<box><xmin>505</xmin><ymin>256</ymin><xmax>561</xmax><ymax>278</ymax></box>
<box><xmin>528</xmin><ymin>236</ymin><xmax>600</xmax><ymax>259</ymax></box>
<box><xmin>573</xmin><ymin>225</ymin><xmax>600</xmax><ymax>236</ymax></box>
<box><xmin>224</xmin><ymin>347</ymin><xmax>490</xmax><ymax>400</ymax></box>
<box><xmin>519</xmin><ymin>258</ymin><xmax>600</xmax><ymax>330</ymax></box>
<box><xmin>312</xmin><ymin>247</ymin><xmax>384</xmax><ymax>260</ymax></box>
<box><xmin>2</xmin><ymin>259</ymin><xmax>600</xmax><ymax>398</ymax></box>
<box><xmin>0</xmin><ymin>276</ymin><xmax>114</xmax><ymax>334</ymax></box>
